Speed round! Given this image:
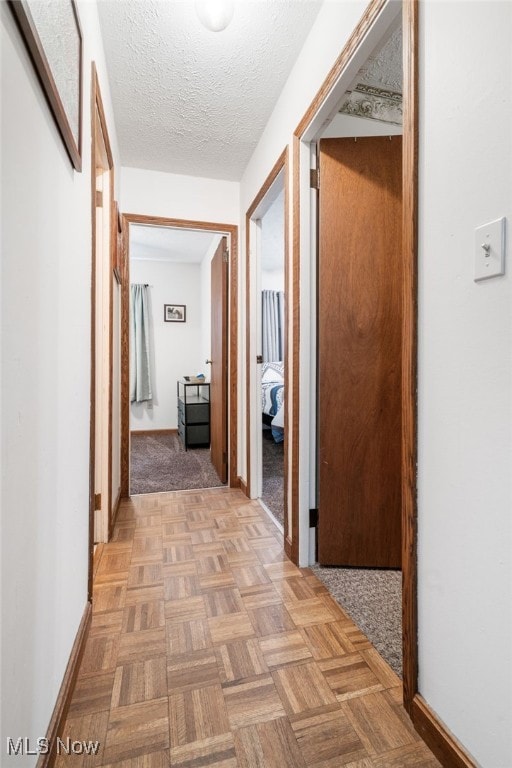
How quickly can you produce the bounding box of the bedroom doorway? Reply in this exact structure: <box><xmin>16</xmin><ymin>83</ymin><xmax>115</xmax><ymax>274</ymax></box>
<box><xmin>246</xmin><ymin>152</ymin><xmax>288</xmax><ymax>536</ymax></box>
<box><xmin>120</xmin><ymin>215</ymin><xmax>239</xmax><ymax>497</ymax></box>
<box><xmin>305</xmin><ymin>9</ymin><xmax>406</xmax><ymax>679</ymax></box>
<box><xmin>127</xmin><ymin>225</ymin><xmax>224</xmax><ymax>495</ymax></box>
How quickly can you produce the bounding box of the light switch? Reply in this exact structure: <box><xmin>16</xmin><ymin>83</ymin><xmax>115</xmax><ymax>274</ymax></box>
<box><xmin>474</xmin><ymin>217</ymin><xmax>506</xmax><ymax>281</ymax></box>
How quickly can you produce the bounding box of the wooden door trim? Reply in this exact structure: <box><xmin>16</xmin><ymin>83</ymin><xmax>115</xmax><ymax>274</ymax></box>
<box><xmin>401</xmin><ymin>0</ymin><xmax>419</xmax><ymax>715</ymax></box>
<box><xmin>245</xmin><ymin>148</ymin><xmax>289</xmax><ymax>543</ymax></box>
<box><xmin>89</xmin><ymin>62</ymin><xmax>114</xmax><ymax>601</ymax></box>
<box><xmin>290</xmin><ymin>134</ymin><xmax>300</xmax><ymax>564</ymax></box>
<box><xmin>290</xmin><ymin>0</ymin><xmax>419</xmax><ymax>715</ymax></box>
<box><xmin>210</xmin><ymin>236</ymin><xmax>229</xmax><ymax>483</ymax></box>
<box><xmin>120</xmin><ymin>214</ymin><xmax>239</xmax><ymax>494</ymax></box>
<box><xmin>120</xmin><ymin>215</ymin><xmax>130</xmax><ymax>498</ymax></box>
<box><xmin>110</xmin><ymin>200</ymin><xmax>123</xmax><ymax>536</ymax></box>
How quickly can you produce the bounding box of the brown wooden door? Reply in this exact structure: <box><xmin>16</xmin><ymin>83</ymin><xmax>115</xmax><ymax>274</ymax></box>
<box><xmin>210</xmin><ymin>237</ymin><xmax>228</xmax><ymax>483</ymax></box>
<box><xmin>318</xmin><ymin>137</ymin><xmax>402</xmax><ymax>568</ymax></box>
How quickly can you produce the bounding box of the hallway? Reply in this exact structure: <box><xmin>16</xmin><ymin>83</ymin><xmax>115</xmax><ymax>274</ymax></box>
<box><xmin>57</xmin><ymin>488</ymin><xmax>439</xmax><ymax>767</ymax></box>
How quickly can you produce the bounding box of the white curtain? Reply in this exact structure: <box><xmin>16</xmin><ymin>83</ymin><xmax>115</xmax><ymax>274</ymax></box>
<box><xmin>262</xmin><ymin>290</ymin><xmax>284</xmax><ymax>362</ymax></box>
<box><xmin>130</xmin><ymin>284</ymin><xmax>152</xmax><ymax>403</ymax></box>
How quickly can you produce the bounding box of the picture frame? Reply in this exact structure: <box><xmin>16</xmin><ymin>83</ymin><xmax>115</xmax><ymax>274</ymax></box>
<box><xmin>9</xmin><ymin>0</ymin><xmax>83</xmax><ymax>172</ymax></box>
<box><xmin>164</xmin><ymin>304</ymin><xmax>186</xmax><ymax>323</ymax></box>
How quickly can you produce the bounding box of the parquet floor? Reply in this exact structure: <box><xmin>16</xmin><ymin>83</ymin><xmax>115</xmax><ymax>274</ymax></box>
<box><xmin>57</xmin><ymin>488</ymin><xmax>440</xmax><ymax>768</ymax></box>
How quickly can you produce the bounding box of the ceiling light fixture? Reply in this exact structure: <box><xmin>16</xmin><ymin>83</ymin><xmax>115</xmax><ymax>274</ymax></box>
<box><xmin>195</xmin><ymin>0</ymin><xmax>234</xmax><ymax>32</ymax></box>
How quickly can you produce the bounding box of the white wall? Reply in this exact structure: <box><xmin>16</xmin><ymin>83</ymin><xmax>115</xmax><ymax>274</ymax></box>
<box><xmin>121</xmin><ymin>166</ymin><xmax>239</xmax><ymax>224</ymax></box>
<box><xmin>417</xmin><ymin>3</ymin><xmax>512</xmax><ymax>766</ymax></box>
<box><xmin>261</xmin><ymin>270</ymin><xmax>284</xmax><ymax>292</ymax></box>
<box><xmin>130</xmin><ymin>259</ymin><xmax>203</xmax><ymax>431</ymax></box>
<box><xmin>0</xmin><ymin>1</ymin><xmax>119</xmax><ymax>764</ymax></box>
<box><xmin>321</xmin><ymin>112</ymin><xmax>402</xmax><ymax>138</ymax></box>
<box><xmin>261</xmin><ymin>189</ymin><xmax>285</xmax><ymax>290</ymax></box>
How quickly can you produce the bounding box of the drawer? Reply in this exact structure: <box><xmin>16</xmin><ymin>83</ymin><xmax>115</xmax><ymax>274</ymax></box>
<box><xmin>184</xmin><ymin>402</ymin><xmax>209</xmax><ymax>424</ymax></box>
<box><xmin>185</xmin><ymin>424</ymin><xmax>210</xmax><ymax>445</ymax></box>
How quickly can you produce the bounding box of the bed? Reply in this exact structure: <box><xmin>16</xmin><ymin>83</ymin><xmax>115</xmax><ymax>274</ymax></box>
<box><xmin>261</xmin><ymin>361</ymin><xmax>284</xmax><ymax>443</ymax></box>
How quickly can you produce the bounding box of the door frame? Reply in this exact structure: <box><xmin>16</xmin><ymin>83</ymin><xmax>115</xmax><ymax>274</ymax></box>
<box><xmin>210</xmin><ymin>235</ymin><xmax>229</xmax><ymax>484</ymax></box>
<box><xmin>289</xmin><ymin>0</ymin><xmax>418</xmax><ymax>713</ymax></box>
<box><xmin>245</xmin><ymin>148</ymin><xmax>289</xmax><ymax>538</ymax></box>
<box><xmin>120</xmin><ymin>214</ymin><xmax>239</xmax><ymax>495</ymax></box>
<box><xmin>88</xmin><ymin>63</ymin><xmax>115</xmax><ymax>599</ymax></box>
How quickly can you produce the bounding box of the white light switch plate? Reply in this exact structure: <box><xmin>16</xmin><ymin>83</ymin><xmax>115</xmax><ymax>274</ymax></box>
<box><xmin>474</xmin><ymin>217</ymin><xmax>506</xmax><ymax>281</ymax></box>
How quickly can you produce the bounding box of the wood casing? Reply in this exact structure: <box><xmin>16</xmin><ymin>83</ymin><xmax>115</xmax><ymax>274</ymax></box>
<box><xmin>210</xmin><ymin>237</ymin><xmax>229</xmax><ymax>483</ymax></box>
<box><xmin>120</xmin><ymin>215</ymin><xmax>239</xmax><ymax>495</ymax></box>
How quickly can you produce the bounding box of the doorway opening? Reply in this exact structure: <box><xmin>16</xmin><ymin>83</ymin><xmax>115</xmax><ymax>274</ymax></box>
<box><xmin>312</xmin><ymin>16</ymin><xmax>404</xmax><ymax>678</ymax></box>
<box><xmin>287</xmin><ymin>0</ymin><xmax>418</xmax><ymax>703</ymax></box>
<box><xmin>246</xmin><ymin>151</ymin><xmax>289</xmax><ymax>540</ymax></box>
<box><xmin>120</xmin><ymin>215</ymin><xmax>239</xmax><ymax>498</ymax></box>
<box><xmin>89</xmin><ymin>64</ymin><xmax>120</xmax><ymax>600</ymax></box>
<box><xmin>260</xmin><ymin>185</ymin><xmax>286</xmax><ymax>529</ymax></box>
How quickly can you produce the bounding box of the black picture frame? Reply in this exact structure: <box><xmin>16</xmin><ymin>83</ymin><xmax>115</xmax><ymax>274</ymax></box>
<box><xmin>164</xmin><ymin>304</ymin><xmax>186</xmax><ymax>323</ymax></box>
<box><xmin>9</xmin><ymin>0</ymin><xmax>83</xmax><ymax>171</ymax></box>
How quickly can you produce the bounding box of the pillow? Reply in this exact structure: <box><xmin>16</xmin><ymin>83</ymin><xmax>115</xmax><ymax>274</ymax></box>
<box><xmin>262</xmin><ymin>361</ymin><xmax>284</xmax><ymax>383</ymax></box>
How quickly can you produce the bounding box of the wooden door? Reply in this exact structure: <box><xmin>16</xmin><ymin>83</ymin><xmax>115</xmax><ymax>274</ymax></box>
<box><xmin>318</xmin><ymin>137</ymin><xmax>402</xmax><ymax>568</ymax></box>
<box><xmin>210</xmin><ymin>237</ymin><xmax>228</xmax><ymax>483</ymax></box>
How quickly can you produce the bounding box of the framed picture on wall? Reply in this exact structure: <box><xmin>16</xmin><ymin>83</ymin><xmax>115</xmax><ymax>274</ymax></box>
<box><xmin>164</xmin><ymin>304</ymin><xmax>186</xmax><ymax>323</ymax></box>
<box><xmin>8</xmin><ymin>0</ymin><xmax>83</xmax><ymax>171</ymax></box>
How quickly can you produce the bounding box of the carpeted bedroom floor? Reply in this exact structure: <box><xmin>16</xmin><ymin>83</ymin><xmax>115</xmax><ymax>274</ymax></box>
<box><xmin>130</xmin><ymin>432</ymin><xmax>223</xmax><ymax>495</ymax></box>
<box><xmin>312</xmin><ymin>563</ymin><xmax>402</xmax><ymax>677</ymax></box>
<box><xmin>261</xmin><ymin>427</ymin><xmax>284</xmax><ymax>527</ymax></box>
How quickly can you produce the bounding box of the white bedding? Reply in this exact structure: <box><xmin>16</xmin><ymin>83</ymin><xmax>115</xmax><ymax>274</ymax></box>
<box><xmin>261</xmin><ymin>361</ymin><xmax>285</xmax><ymax>440</ymax></box>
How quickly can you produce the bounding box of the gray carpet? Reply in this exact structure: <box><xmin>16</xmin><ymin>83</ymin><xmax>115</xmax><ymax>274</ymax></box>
<box><xmin>312</xmin><ymin>564</ymin><xmax>402</xmax><ymax>677</ymax></box>
<box><xmin>261</xmin><ymin>428</ymin><xmax>284</xmax><ymax>527</ymax></box>
<box><xmin>130</xmin><ymin>432</ymin><xmax>223</xmax><ymax>495</ymax></box>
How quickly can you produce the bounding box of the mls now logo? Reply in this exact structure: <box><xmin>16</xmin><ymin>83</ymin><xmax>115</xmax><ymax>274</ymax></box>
<box><xmin>7</xmin><ymin>737</ymin><xmax>100</xmax><ymax>756</ymax></box>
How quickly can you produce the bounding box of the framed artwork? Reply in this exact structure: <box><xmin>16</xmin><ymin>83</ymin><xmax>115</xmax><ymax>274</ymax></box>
<box><xmin>164</xmin><ymin>304</ymin><xmax>186</xmax><ymax>323</ymax></box>
<box><xmin>9</xmin><ymin>0</ymin><xmax>83</xmax><ymax>171</ymax></box>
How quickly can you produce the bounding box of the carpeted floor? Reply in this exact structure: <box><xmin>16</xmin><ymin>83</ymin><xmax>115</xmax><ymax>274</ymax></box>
<box><xmin>312</xmin><ymin>564</ymin><xmax>402</xmax><ymax>677</ymax></box>
<box><xmin>261</xmin><ymin>428</ymin><xmax>284</xmax><ymax>527</ymax></box>
<box><xmin>130</xmin><ymin>432</ymin><xmax>223</xmax><ymax>495</ymax></box>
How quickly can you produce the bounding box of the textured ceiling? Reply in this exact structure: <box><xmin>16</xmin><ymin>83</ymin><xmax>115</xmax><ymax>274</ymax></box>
<box><xmin>130</xmin><ymin>224</ymin><xmax>217</xmax><ymax>262</ymax></box>
<box><xmin>97</xmin><ymin>0</ymin><xmax>322</xmax><ymax>181</ymax></box>
<box><xmin>355</xmin><ymin>24</ymin><xmax>402</xmax><ymax>93</ymax></box>
<box><xmin>340</xmin><ymin>24</ymin><xmax>402</xmax><ymax>126</ymax></box>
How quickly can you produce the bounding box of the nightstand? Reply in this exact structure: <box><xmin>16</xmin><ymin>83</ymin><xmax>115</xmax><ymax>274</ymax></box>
<box><xmin>177</xmin><ymin>380</ymin><xmax>210</xmax><ymax>449</ymax></box>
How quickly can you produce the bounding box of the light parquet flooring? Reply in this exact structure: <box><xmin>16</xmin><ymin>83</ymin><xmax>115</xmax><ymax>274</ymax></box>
<box><xmin>57</xmin><ymin>488</ymin><xmax>440</xmax><ymax>768</ymax></box>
